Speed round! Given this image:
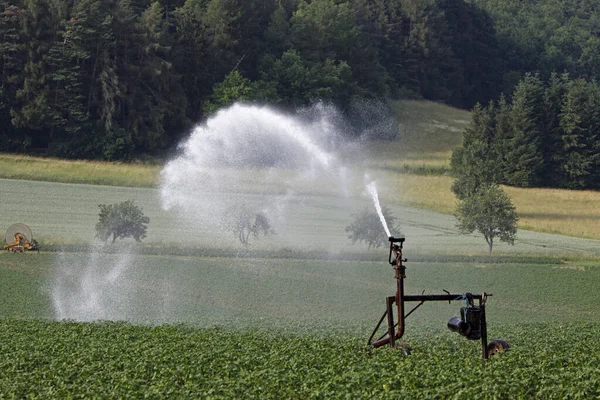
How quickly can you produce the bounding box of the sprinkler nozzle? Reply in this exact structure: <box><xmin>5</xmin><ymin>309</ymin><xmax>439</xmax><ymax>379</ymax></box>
<box><xmin>388</xmin><ymin>236</ymin><xmax>405</xmax><ymax>243</ymax></box>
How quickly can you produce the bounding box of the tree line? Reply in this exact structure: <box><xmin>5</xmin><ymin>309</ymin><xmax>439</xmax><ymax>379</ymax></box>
<box><xmin>1</xmin><ymin>0</ymin><xmax>599</xmax><ymax>160</ymax></box>
<box><xmin>452</xmin><ymin>73</ymin><xmax>600</xmax><ymax>192</ymax></box>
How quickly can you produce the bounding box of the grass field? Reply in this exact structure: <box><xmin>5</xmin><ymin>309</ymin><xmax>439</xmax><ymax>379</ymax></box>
<box><xmin>2</xmin><ymin>251</ymin><xmax>599</xmax><ymax>325</ymax></box>
<box><xmin>380</xmin><ymin>173</ymin><xmax>600</xmax><ymax>240</ymax></box>
<box><xmin>3</xmin><ymin>178</ymin><xmax>600</xmax><ymax>257</ymax></box>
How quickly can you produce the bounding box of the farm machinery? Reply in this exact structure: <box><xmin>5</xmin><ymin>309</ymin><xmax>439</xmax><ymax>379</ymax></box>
<box><xmin>368</xmin><ymin>236</ymin><xmax>508</xmax><ymax>359</ymax></box>
<box><xmin>4</xmin><ymin>223</ymin><xmax>39</xmax><ymax>253</ymax></box>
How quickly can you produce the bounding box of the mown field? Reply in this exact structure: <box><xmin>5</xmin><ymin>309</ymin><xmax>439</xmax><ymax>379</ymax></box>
<box><xmin>3</xmin><ymin>178</ymin><xmax>600</xmax><ymax>257</ymax></box>
<box><xmin>3</xmin><ymin>251</ymin><xmax>600</xmax><ymax>325</ymax></box>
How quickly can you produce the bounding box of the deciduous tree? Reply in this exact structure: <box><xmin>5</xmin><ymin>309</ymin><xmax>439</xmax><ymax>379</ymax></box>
<box><xmin>225</xmin><ymin>205</ymin><xmax>275</xmax><ymax>246</ymax></box>
<box><xmin>95</xmin><ymin>200</ymin><xmax>150</xmax><ymax>244</ymax></box>
<box><xmin>456</xmin><ymin>184</ymin><xmax>517</xmax><ymax>253</ymax></box>
<box><xmin>345</xmin><ymin>206</ymin><xmax>398</xmax><ymax>250</ymax></box>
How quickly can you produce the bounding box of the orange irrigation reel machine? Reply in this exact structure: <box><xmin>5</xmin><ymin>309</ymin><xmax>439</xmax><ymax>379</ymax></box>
<box><xmin>4</xmin><ymin>223</ymin><xmax>39</xmax><ymax>253</ymax></box>
<box><xmin>368</xmin><ymin>237</ymin><xmax>508</xmax><ymax>359</ymax></box>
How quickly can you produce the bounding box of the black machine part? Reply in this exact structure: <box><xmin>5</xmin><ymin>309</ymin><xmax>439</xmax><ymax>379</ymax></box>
<box><xmin>448</xmin><ymin>306</ymin><xmax>482</xmax><ymax>340</ymax></box>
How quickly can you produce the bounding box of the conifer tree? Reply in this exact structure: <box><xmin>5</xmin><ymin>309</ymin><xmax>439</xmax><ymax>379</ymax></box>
<box><xmin>129</xmin><ymin>1</ymin><xmax>186</xmax><ymax>152</ymax></box>
<box><xmin>451</xmin><ymin>102</ymin><xmax>501</xmax><ymax>199</ymax></box>
<box><xmin>541</xmin><ymin>72</ymin><xmax>570</xmax><ymax>187</ymax></box>
<box><xmin>502</xmin><ymin>73</ymin><xmax>545</xmax><ymax>187</ymax></box>
<box><xmin>10</xmin><ymin>0</ymin><xmax>61</xmax><ymax>138</ymax></box>
<box><xmin>173</xmin><ymin>0</ymin><xmax>212</xmax><ymax>122</ymax></box>
<box><xmin>0</xmin><ymin>2</ymin><xmax>27</xmax><ymax>150</ymax></box>
<box><xmin>554</xmin><ymin>78</ymin><xmax>591</xmax><ymax>189</ymax></box>
<box><xmin>491</xmin><ymin>94</ymin><xmax>512</xmax><ymax>177</ymax></box>
<box><xmin>584</xmin><ymin>80</ymin><xmax>600</xmax><ymax>189</ymax></box>
<box><xmin>264</xmin><ymin>3</ymin><xmax>291</xmax><ymax>56</ymax></box>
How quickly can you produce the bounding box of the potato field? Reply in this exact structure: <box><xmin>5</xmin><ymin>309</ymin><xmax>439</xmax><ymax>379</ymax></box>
<box><xmin>1</xmin><ymin>320</ymin><xmax>598</xmax><ymax>398</ymax></box>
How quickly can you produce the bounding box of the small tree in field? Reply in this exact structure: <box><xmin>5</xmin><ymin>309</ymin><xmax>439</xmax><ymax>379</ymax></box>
<box><xmin>95</xmin><ymin>200</ymin><xmax>150</xmax><ymax>244</ymax></box>
<box><xmin>456</xmin><ymin>184</ymin><xmax>518</xmax><ymax>253</ymax></box>
<box><xmin>225</xmin><ymin>205</ymin><xmax>275</xmax><ymax>246</ymax></box>
<box><xmin>345</xmin><ymin>207</ymin><xmax>398</xmax><ymax>250</ymax></box>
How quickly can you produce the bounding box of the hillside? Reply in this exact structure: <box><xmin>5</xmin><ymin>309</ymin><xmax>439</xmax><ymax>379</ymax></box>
<box><xmin>2</xmin><ymin>0</ymin><xmax>599</xmax><ymax>161</ymax></box>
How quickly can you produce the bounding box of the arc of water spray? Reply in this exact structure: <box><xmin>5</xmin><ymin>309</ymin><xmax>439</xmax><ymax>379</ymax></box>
<box><xmin>366</xmin><ymin>181</ymin><xmax>392</xmax><ymax>238</ymax></box>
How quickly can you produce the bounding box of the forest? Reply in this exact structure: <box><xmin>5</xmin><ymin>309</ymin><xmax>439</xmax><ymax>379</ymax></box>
<box><xmin>1</xmin><ymin>0</ymin><xmax>599</xmax><ymax>162</ymax></box>
<box><xmin>452</xmin><ymin>73</ymin><xmax>600</xmax><ymax>190</ymax></box>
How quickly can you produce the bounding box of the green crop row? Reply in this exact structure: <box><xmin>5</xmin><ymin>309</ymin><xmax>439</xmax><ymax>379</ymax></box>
<box><xmin>0</xmin><ymin>319</ymin><xmax>597</xmax><ymax>399</ymax></box>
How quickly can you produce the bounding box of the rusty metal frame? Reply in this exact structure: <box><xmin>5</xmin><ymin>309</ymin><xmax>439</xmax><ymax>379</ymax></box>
<box><xmin>367</xmin><ymin>237</ymin><xmax>490</xmax><ymax>359</ymax></box>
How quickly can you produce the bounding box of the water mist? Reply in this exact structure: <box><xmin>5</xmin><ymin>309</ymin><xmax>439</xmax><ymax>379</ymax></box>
<box><xmin>52</xmin><ymin>242</ymin><xmax>138</xmax><ymax>322</ymax></box>
<box><xmin>159</xmin><ymin>103</ymin><xmax>351</xmax><ymax>247</ymax></box>
<box><xmin>50</xmin><ymin>102</ymin><xmax>400</xmax><ymax>325</ymax></box>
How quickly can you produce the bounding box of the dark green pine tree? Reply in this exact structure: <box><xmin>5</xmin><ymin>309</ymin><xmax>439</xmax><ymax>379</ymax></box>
<box><xmin>224</xmin><ymin>0</ymin><xmax>278</xmax><ymax>82</ymax></box>
<box><xmin>492</xmin><ymin>94</ymin><xmax>512</xmax><ymax>182</ymax></box>
<box><xmin>375</xmin><ymin>0</ymin><xmax>420</xmax><ymax>97</ymax></box>
<box><xmin>291</xmin><ymin>0</ymin><xmax>363</xmax><ymax>66</ymax></box>
<box><xmin>0</xmin><ymin>2</ymin><xmax>29</xmax><ymax>150</ymax></box>
<box><xmin>541</xmin><ymin>72</ymin><xmax>570</xmax><ymax>187</ymax></box>
<box><xmin>49</xmin><ymin>0</ymin><xmax>124</xmax><ymax>159</ymax></box>
<box><xmin>173</xmin><ymin>0</ymin><xmax>213</xmax><ymax>122</ymax></box>
<box><xmin>63</xmin><ymin>0</ymin><xmax>141</xmax><ymax>160</ymax></box>
<box><xmin>259</xmin><ymin>0</ymin><xmax>360</xmax><ymax>107</ymax></box>
<box><xmin>10</xmin><ymin>0</ymin><xmax>62</xmax><ymax>145</ymax></box>
<box><xmin>46</xmin><ymin>21</ymin><xmax>91</xmax><ymax>133</ymax></box>
<box><xmin>201</xmin><ymin>0</ymin><xmax>239</xmax><ymax>86</ymax></box>
<box><xmin>436</xmin><ymin>0</ymin><xmax>503</xmax><ymax>108</ymax></box>
<box><xmin>584</xmin><ymin>80</ymin><xmax>600</xmax><ymax>189</ymax></box>
<box><xmin>400</xmin><ymin>0</ymin><xmax>460</xmax><ymax>104</ymax></box>
<box><xmin>503</xmin><ymin>73</ymin><xmax>545</xmax><ymax>187</ymax></box>
<box><xmin>451</xmin><ymin>102</ymin><xmax>500</xmax><ymax>199</ymax></box>
<box><xmin>346</xmin><ymin>0</ymin><xmax>390</xmax><ymax>97</ymax></box>
<box><xmin>128</xmin><ymin>1</ymin><xmax>187</xmax><ymax>153</ymax></box>
<box><xmin>556</xmin><ymin>78</ymin><xmax>593</xmax><ymax>189</ymax></box>
<box><xmin>96</xmin><ymin>5</ymin><xmax>124</xmax><ymax>138</ymax></box>
<box><xmin>264</xmin><ymin>2</ymin><xmax>292</xmax><ymax>57</ymax></box>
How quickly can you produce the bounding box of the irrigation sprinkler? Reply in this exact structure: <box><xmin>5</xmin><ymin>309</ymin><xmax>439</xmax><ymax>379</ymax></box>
<box><xmin>368</xmin><ymin>236</ymin><xmax>508</xmax><ymax>359</ymax></box>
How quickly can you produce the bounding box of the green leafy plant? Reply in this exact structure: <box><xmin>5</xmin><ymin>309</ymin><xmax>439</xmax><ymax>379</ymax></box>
<box><xmin>95</xmin><ymin>200</ymin><xmax>149</xmax><ymax>243</ymax></box>
<box><xmin>1</xmin><ymin>319</ymin><xmax>599</xmax><ymax>398</ymax></box>
<box><xmin>345</xmin><ymin>207</ymin><xmax>397</xmax><ymax>249</ymax></box>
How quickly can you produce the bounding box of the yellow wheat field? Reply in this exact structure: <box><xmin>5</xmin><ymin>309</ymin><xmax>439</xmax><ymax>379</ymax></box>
<box><xmin>0</xmin><ymin>154</ymin><xmax>158</xmax><ymax>187</ymax></box>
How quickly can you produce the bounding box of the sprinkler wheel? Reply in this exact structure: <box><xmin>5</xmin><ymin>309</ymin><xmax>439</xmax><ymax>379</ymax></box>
<box><xmin>486</xmin><ymin>339</ymin><xmax>510</xmax><ymax>357</ymax></box>
<box><xmin>395</xmin><ymin>342</ymin><xmax>412</xmax><ymax>356</ymax></box>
